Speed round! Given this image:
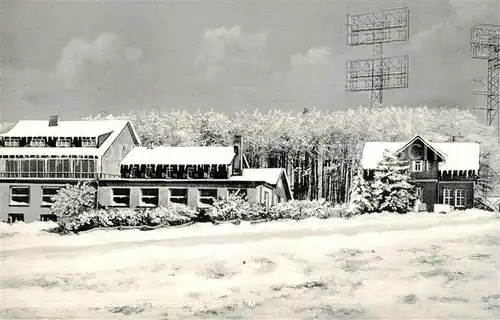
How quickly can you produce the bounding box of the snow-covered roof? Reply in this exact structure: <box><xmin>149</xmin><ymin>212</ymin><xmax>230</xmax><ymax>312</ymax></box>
<box><xmin>229</xmin><ymin>168</ymin><xmax>285</xmax><ymax>185</ymax></box>
<box><xmin>361</xmin><ymin>137</ymin><xmax>480</xmax><ymax>171</ymax></box>
<box><xmin>0</xmin><ymin>120</ymin><xmax>129</xmax><ymax>139</ymax></box>
<box><xmin>0</xmin><ymin>120</ymin><xmax>140</xmax><ymax>158</ymax></box>
<box><xmin>121</xmin><ymin>146</ymin><xmax>236</xmax><ymax>166</ymax></box>
<box><xmin>230</xmin><ymin>168</ymin><xmax>293</xmax><ymax>199</ymax></box>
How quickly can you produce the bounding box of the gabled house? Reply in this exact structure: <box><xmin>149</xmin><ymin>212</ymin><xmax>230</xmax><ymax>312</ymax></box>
<box><xmin>0</xmin><ymin>116</ymin><xmax>141</xmax><ymax>222</ymax></box>
<box><xmin>361</xmin><ymin>135</ymin><xmax>480</xmax><ymax>212</ymax></box>
<box><xmin>98</xmin><ymin>135</ymin><xmax>293</xmax><ymax>210</ymax></box>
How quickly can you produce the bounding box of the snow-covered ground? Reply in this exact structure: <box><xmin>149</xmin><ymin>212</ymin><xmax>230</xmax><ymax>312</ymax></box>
<box><xmin>1</xmin><ymin>210</ymin><xmax>499</xmax><ymax>319</ymax></box>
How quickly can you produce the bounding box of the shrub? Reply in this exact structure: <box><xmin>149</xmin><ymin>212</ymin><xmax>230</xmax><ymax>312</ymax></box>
<box><xmin>210</xmin><ymin>194</ymin><xmax>266</xmax><ymax>222</ymax></box>
<box><xmin>267</xmin><ymin>199</ymin><xmax>342</xmax><ymax>220</ymax></box>
<box><xmin>54</xmin><ymin>204</ymin><xmax>199</xmax><ymax>234</ymax></box>
<box><xmin>50</xmin><ymin>182</ymin><xmax>97</xmax><ymax>218</ymax></box>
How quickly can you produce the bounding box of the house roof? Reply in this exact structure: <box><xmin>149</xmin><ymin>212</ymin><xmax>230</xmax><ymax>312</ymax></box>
<box><xmin>0</xmin><ymin>120</ymin><xmax>140</xmax><ymax>158</ymax></box>
<box><xmin>121</xmin><ymin>146</ymin><xmax>237</xmax><ymax>166</ymax></box>
<box><xmin>361</xmin><ymin>136</ymin><xmax>480</xmax><ymax>171</ymax></box>
<box><xmin>229</xmin><ymin>168</ymin><xmax>294</xmax><ymax>199</ymax></box>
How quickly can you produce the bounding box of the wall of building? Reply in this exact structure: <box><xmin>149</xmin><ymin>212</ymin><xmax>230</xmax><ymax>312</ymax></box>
<box><xmin>0</xmin><ymin>181</ymin><xmax>86</xmax><ymax>222</ymax></box>
<box><xmin>100</xmin><ymin>124</ymin><xmax>137</xmax><ymax>176</ymax></box>
<box><xmin>99</xmin><ymin>185</ymin><xmax>258</xmax><ymax>210</ymax></box>
<box><xmin>412</xmin><ymin>181</ymin><xmax>438</xmax><ymax>212</ymax></box>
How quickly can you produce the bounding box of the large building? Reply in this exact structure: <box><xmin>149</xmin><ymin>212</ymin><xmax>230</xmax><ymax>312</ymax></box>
<box><xmin>0</xmin><ymin>116</ymin><xmax>141</xmax><ymax>222</ymax></box>
<box><xmin>361</xmin><ymin>135</ymin><xmax>480</xmax><ymax>212</ymax></box>
<box><xmin>0</xmin><ymin>117</ymin><xmax>293</xmax><ymax>223</ymax></box>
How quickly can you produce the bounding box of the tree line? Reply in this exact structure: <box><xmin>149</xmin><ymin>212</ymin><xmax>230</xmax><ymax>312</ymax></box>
<box><xmin>87</xmin><ymin>106</ymin><xmax>500</xmax><ymax>202</ymax></box>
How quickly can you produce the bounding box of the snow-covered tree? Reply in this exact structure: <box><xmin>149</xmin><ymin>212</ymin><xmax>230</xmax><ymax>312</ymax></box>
<box><xmin>349</xmin><ymin>170</ymin><xmax>376</xmax><ymax>214</ymax></box>
<box><xmin>50</xmin><ymin>182</ymin><xmax>97</xmax><ymax>217</ymax></box>
<box><xmin>371</xmin><ymin>150</ymin><xmax>418</xmax><ymax>213</ymax></box>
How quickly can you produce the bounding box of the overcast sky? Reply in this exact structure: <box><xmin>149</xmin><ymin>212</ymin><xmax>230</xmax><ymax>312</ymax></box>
<box><xmin>1</xmin><ymin>0</ymin><xmax>499</xmax><ymax>122</ymax></box>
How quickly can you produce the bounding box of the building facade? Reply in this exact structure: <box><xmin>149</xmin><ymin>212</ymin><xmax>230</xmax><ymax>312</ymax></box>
<box><xmin>0</xmin><ymin>117</ymin><xmax>293</xmax><ymax>222</ymax></box>
<box><xmin>98</xmin><ymin>135</ymin><xmax>293</xmax><ymax>211</ymax></box>
<box><xmin>361</xmin><ymin>135</ymin><xmax>480</xmax><ymax>212</ymax></box>
<box><xmin>0</xmin><ymin>117</ymin><xmax>141</xmax><ymax>222</ymax></box>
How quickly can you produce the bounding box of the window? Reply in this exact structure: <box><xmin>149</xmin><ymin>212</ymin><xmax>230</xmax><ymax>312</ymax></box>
<box><xmin>170</xmin><ymin>188</ymin><xmax>188</xmax><ymax>205</ymax></box>
<box><xmin>30</xmin><ymin>138</ymin><xmax>46</xmax><ymax>147</ymax></box>
<box><xmin>140</xmin><ymin>188</ymin><xmax>159</xmax><ymax>207</ymax></box>
<box><xmin>41</xmin><ymin>187</ymin><xmax>61</xmax><ymax>207</ymax></box>
<box><xmin>199</xmin><ymin>189</ymin><xmax>218</xmax><ymax>206</ymax></box>
<box><xmin>10</xmin><ymin>186</ymin><xmax>30</xmax><ymax>206</ymax></box>
<box><xmin>112</xmin><ymin>188</ymin><xmax>130</xmax><ymax>207</ymax></box>
<box><xmin>455</xmin><ymin>189</ymin><xmax>466</xmax><ymax>207</ymax></box>
<box><xmin>228</xmin><ymin>188</ymin><xmax>248</xmax><ymax>199</ymax></box>
<box><xmin>412</xmin><ymin>160</ymin><xmax>425</xmax><ymax>172</ymax></box>
<box><xmin>187</xmin><ymin>167</ymin><xmax>195</xmax><ymax>178</ymax></box>
<box><xmin>145</xmin><ymin>165</ymin><xmax>154</xmax><ymax>178</ymax></box>
<box><xmin>443</xmin><ymin>189</ymin><xmax>453</xmax><ymax>205</ymax></box>
<box><xmin>40</xmin><ymin>214</ymin><xmax>57</xmax><ymax>222</ymax></box>
<box><xmin>4</xmin><ymin>138</ymin><xmax>20</xmax><ymax>147</ymax></box>
<box><xmin>263</xmin><ymin>190</ymin><xmax>270</xmax><ymax>209</ymax></box>
<box><xmin>415</xmin><ymin>187</ymin><xmax>423</xmax><ymax>202</ymax></box>
<box><xmin>73</xmin><ymin>159</ymin><xmax>96</xmax><ymax>178</ymax></box>
<box><xmin>8</xmin><ymin>214</ymin><xmax>24</xmax><ymax>223</ymax></box>
<box><xmin>56</xmin><ymin>138</ymin><xmax>71</xmax><ymax>147</ymax></box>
<box><xmin>277</xmin><ymin>195</ymin><xmax>282</xmax><ymax>203</ymax></box>
<box><xmin>82</xmin><ymin>138</ymin><xmax>97</xmax><ymax>147</ymax></box>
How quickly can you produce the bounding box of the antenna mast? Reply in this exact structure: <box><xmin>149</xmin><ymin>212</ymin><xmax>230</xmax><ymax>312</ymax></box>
<box><xmin>471</xmin><ymin>24</ymin><xmax>500</xmax><ymax>143</ymax></box>
<box><xmin>346</xmin><ymin>7</ymin><xmax>410</xmax><ymax>108</ymax></box>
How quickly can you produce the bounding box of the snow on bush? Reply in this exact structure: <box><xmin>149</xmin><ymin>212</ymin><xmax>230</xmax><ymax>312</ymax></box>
<box><xmin>267</xmin><ymin>199</ymin><xmax>347</xmax><ymax>220</ymax></box>
<box><xmin>54</xmin><ymin>205</ymin><xmax>198</xmax><ymax>234</ymax></box>
<box><xmin>210</xmin><ymin>193</ymin><xmax>266</xmax><ymax>222</ymax></box>
<box><xmin>50</xmin><ymin>182</ymin><xmax>97</xmax><ymax>217</ymax></box>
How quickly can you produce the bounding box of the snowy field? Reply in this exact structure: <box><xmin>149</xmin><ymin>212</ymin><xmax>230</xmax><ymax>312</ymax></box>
<box><xmin>1</xmin><ymin>210</ymin><xmax>499</xmax><ymax>319</ymax></box>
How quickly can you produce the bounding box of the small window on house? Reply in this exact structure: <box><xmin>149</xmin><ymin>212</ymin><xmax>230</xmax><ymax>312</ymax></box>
<box><xmin>443</xmin><ymin>189</ymin><xmax>453</xmax><ymax>205</ymax></box>
<box><xmin>30</xmin><ymin>138</ymin><xmax>46</xmax><ymax>147</ymax></box>
<box><xmin>187</xmin><ymin>167</ymin><xmax>195</xmax><ymax>178</ymax></box>
<box><xmin>228</xmin><ymin>188</ymin><xmax>248</xmax><ymax>199</ymax></box>
<box><xmin>145</xmin><ymin>165</ymin><xmax>154</xmax><ymax>178</ymax></box>
<box><xmin>412</xmin><ymin>160</ymin><xmax>425</xmax><ymax>172</ymax></box>
<box><xmin>112</xmin><ymin>188</ymin><xmax>130</xmax><ymax>207</ymax></box>
<box><xmin>415</xmin><ymin>187</ymin><xmax>423</xmax><ymax>202</ymax></box>
<box><xmin>10</xmin><ymin>186</ymin><xmax>30</xmax><ymax>206</ymax></box>
<box><xmin>82</xmin><ymin>138</ymin><xmax>97</xmax><ymax>147</ymax></box>
<box><xmin>277</xmin><ymin>195</ymin><xmax>282</xmax><ymax>203</ymax></box>
<box><xmin>56</xmin><ymin>138</ymin><xmax>72</xmax><ymax>147</ymax></box>
<box><xmin>170</xmin><ymin>188</ymin><xmax>188</xmax><ymax>205</ymax></box>
<box><xmin>40</xmin><ymin>214</ymin><xmax>57</xmax><ymax>222</ymax></box>
<box><xmin>41</xmin><ymin>187</ymin><xmax>61</xmax><ymax>207</ymax></box>
<box><xmin>455</xmin><ymin>189</ymin><xmax>466</xmax><ymax>207</ymax></box>
<box><xmin>263</xmin><ymin>190</ymin><xmax>270</xmax><ymax>209</ymax></box>
<box><xmin>4</xmin><ymin>138</ymin><xmax>20</xmax><ymax>147</ymax></box>
<box><xmin>8</xmin><ymin>213</ymin><xmax>24</xmax><ymax>223</ymax></box>
<box><xmin>199</xmin><ymin>189</ymin><xmax>218</xmax><ymax>206</ymax></box>
<box><xmin>140</xmin><ymin>188</ymin><xmax>159</xmax><ymax>207</ymax></box>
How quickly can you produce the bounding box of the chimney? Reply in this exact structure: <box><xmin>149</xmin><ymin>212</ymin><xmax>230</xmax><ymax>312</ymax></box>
<box><xmin>48</xmin><ymin>115</ymin><xmax>59</xmax><ymax>127</ymax></box>
<box><xmin>232</xmin><ymin>135</ymin><xmax>243</xmax><ymax>176</ymax></box>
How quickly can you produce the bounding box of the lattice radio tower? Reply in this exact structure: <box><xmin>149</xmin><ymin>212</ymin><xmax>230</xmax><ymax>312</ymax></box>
<box><xmin>346</xmin><ymin>8</ymin><xmax>410</xmax><ymax>108</ymax></box>
<box><xmin>471</xmin><ymin>24</ymin><xmax>500</xmax><ymax>142</ymax></box>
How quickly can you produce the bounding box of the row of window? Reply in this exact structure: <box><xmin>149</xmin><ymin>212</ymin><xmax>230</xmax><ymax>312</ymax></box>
<box><xmin>2</xmin><ymin>159</ymin><xmax>96</xmax><ymax>178</ymax></box>
<box><xmin>9</xmin><ymin>186</ymin><xmax>61</xmax><ymax>207</ymax></box>
<box><xmin>3</xmin><ymin>137</ymin><xmax>97</xmax><ymax>148</ymax></box>
<box><xmin>7</xmin><ymin>213</ymin><xmax>57</xmax><ymax>223</ymax></box>
<box><xmin>110</xmin><ymin>187</ymin><xmax>248</xmax><ymax>207</ymax></box>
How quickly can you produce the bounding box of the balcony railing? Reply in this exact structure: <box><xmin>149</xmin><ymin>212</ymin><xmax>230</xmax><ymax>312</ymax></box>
<box><xmin>0</xmin><ymin>172</ymin><xmax>121</xmax><ymax>179</ymax></box>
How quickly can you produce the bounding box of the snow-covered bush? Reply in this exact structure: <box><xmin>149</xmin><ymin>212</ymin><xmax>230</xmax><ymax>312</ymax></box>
<box><xmin>54</xmin><ymin>204</ymin><xmax>198</xmax><ymax>234</ymax></box>
<box><xmin>210</xmin><ymin>194</ymin><xmax>266</xmax><ymax>222</ymax></box>
<box><xmin>50</xmin><ymin>182</ymin><xmax>97</xmax><ymax>218</ymax></box>
<box><xmin>267</xmin><ymin>199</ymin><xmax>342</xmax><ymax>220</ymax></box>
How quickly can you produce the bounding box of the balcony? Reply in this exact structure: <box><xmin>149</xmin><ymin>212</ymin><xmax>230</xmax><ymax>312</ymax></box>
<box><xmin>0</xmin><ymin>172</ymin><xmax>121</xmax><ymax>179</ymax></box>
